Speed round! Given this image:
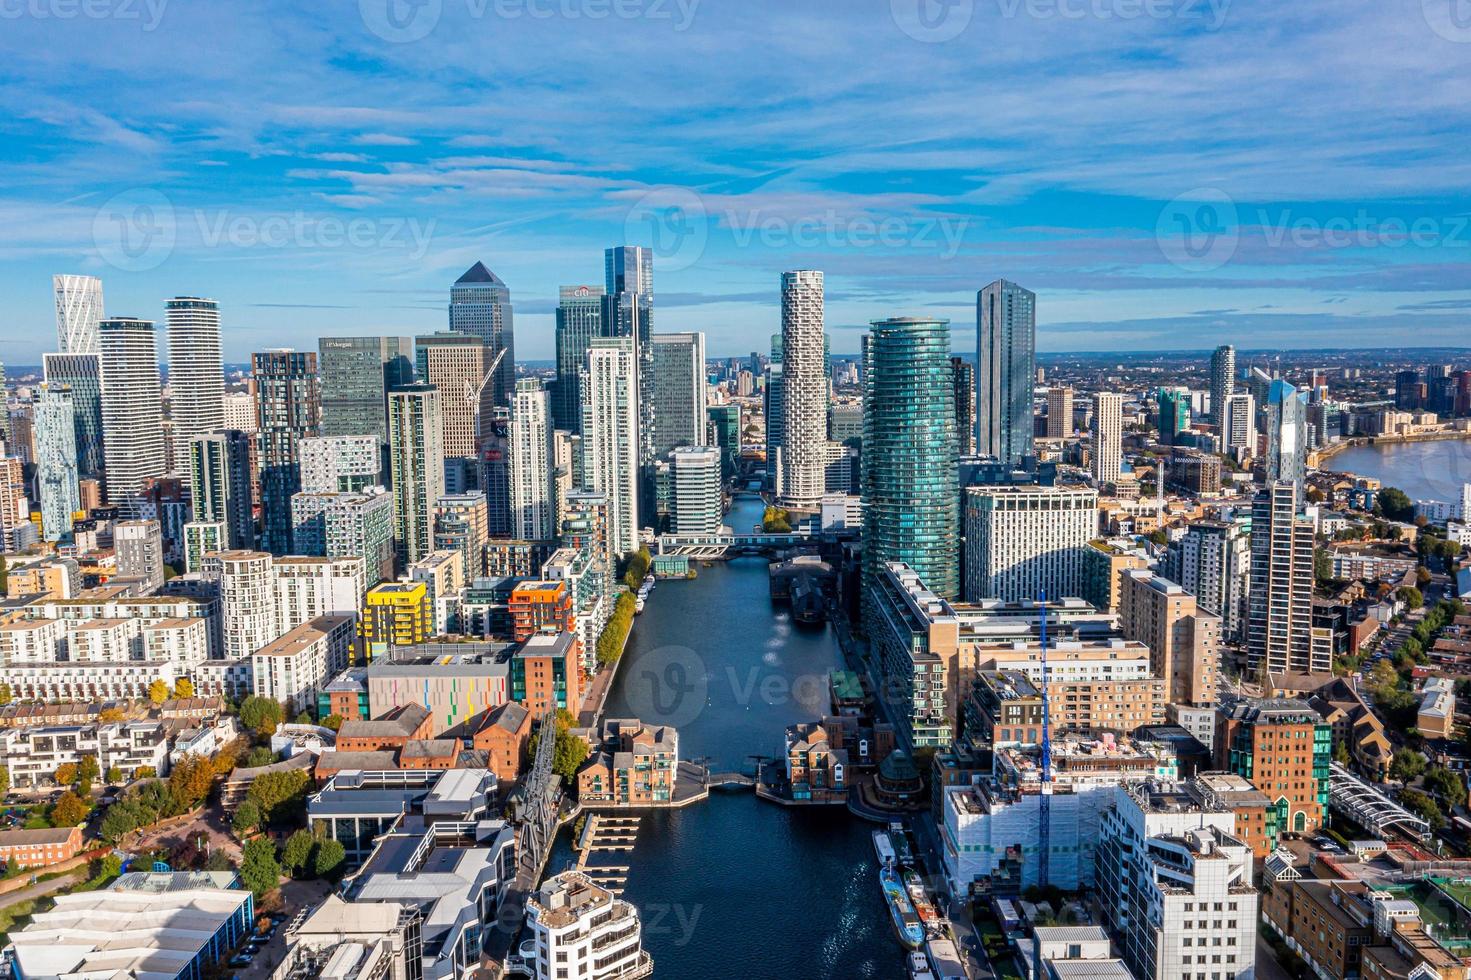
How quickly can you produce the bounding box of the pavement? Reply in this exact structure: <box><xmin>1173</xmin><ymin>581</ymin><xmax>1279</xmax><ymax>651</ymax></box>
<box><xmin>0</xmin><ymin>868</ymin><xmax>86</xmax><ymax>912</ymax></box>
<box><xmin>1254</xmin><ymin>934</ymin><xmax>1298</xmax><ymax>980</ymax></box>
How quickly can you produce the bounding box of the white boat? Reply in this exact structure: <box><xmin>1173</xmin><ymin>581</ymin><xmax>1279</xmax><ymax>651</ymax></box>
<box><xmin>873</xmin><ymin>830</ymin><xmax>895</xmax><ymax>867</ymax></box>
<box><xmin>908</xmin><ymin>952</ymin><xmax>936</xmax><ymax>980</ymax></box>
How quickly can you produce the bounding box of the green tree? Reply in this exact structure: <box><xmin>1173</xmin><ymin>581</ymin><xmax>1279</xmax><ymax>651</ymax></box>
<box><xmin>761</xmin><ymin>506</ymin><xmax>792</xmax><ymax>533</ymax></box>
<box><xmin>105</xmin><ymin>766</ymin><xmax>123</xmax><ymax>784</ymax></box>
<box><xmin>1400</xmin><ymin>789</ymin><xmax>1445</xmax><ymax>830</ymax></box>
<box><xmin>77</xmin><ymin>756</ymin><xmax>100</xmax><ymax>786</ymax></box>
<box><xmin>281</xmin><ymin>829</ymin><xmax>315</xmax><ymax>874</ymax></box>
<box><xmin>1397</xmin><ymin>586</ymin><xmax>1424</xmax><ymax>610</ymax></box>
<box><xmin>321</xmin><ymin>714</ymin><xmax>344</xmax><ymax>732</ymax></box>
<box><xmin>621</xmin><ymin>548</ymin><xmax>652</xmax><ymax>589</ymax></box>
<box><xmin>91</xmin><ymin>852</ymin><xmax>122</xmax><ymax>883</ymax></box>
<box><xmin>246</xmin><ymin>769</ymin><xmax>310</xmax><ymax>826</ymax></box>
<box><xmin>1377</xmin><ymin>487</ymin><xmax>1414</xmax><ymax>523</ymax></box>
<box><xmin>51</xmin><ymin>791</ymin><xmax>89</xmax><ymax>827</ymax></box>
<box><xmin>239</xmin><ymin>837</ymin><xmax>281</xmax><ymax>899</ymax></box>
<box><xmin>239</xmin><ymin>696</ymin><xmax>285</xmax><ymax>737</ymax></box>
<box><xmin>530</xmin><ymin>710</ymin><xmax>589</xmax><ymax>782</ymax></box>
<box><xmin>312</xmin><ymin>838</ymin><xmax>346</xmax><ymax>879</ymax></box>
<box><xmin>1391</xmin><ymin>748</ymin><xmax>1427</xmax><ymax>783</ymax></box>
<box><xmin>231</xmin><ymin>799</ymin><xmax>262</xmax><ymax>838</ymax></box>
<box><xmin>1333</xmin><ymin>741</ymin><xmax>1351</xmax><ymax>765</ymax></box>
<box><xmin>147</xmin><ymin>679</ymin><xmax>170</xmax><ymax>705</ymax></box>
<box><xmin>1425</xmin><ymin>767</ymin><xmax>1468</xmax><ymax>810</ymax></box>
<box><xmin>1315</xmin><ymin>548</ymin><xmax>1333</xmax><ymax>583</ymax></box>
<box><xmin>0</xmin><ymin>683</ymin><xmax>12</xmax><ymax>707</ymax></box>
<box><xmin>243</xmin><ymin>746</ymin><xmax>278</xmax><ymax>768</ymax></box>
<box><xmin>0</xmin><ymin>765</ymin><xmax>9</xmax><ymax>796</ymax></box>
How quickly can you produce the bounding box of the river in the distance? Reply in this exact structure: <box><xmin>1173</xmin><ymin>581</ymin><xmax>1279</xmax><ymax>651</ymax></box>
<box><xmin>1325</xmin><ymin>439</ymin><xmax>1471</xmax><ymax>503</ymax></box>
<box><xmin>547</xmin><ymin>494</ymin><xmax>902</xmax><ymax>979</ymax></box>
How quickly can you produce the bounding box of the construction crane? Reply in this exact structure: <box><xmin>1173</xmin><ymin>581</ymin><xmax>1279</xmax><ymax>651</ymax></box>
<box><xmin>1034</xmin><ymin>590</ymin><xmax>1054</xmax><ymax>980</ymax></box>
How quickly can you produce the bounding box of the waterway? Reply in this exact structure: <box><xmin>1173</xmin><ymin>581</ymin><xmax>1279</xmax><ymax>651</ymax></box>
<box><xmin>548</xmin><ymin>494</ymin><xmax>902</xmax><ymax>979</ymax></box>
<box><xmin>1325</xmin><ymin>439</ymin><xmax>1471</xmax><ymax>503</ymax></box>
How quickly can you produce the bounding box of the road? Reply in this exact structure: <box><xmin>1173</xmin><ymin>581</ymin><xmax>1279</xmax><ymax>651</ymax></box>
<box><xmin>1255</xmin><ymin>935</ymin><xmax>1297</xmax><ymax>980</ymax></box>
<box><xmin>0</xmin><ymin>868</ymin><xmax>86</xmax><ymax>912</ymax></box>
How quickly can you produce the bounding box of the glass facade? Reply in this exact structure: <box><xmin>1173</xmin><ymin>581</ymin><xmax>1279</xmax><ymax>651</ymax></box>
<box><xmin>318</xmin><ymin>336</ymin><xmax>414</xmax><ymax>450</ymax></box>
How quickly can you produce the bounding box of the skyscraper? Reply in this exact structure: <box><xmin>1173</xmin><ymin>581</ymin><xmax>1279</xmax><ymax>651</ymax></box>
<box><xmin>318</xmin><ymin>336</ymin><xmax>414</xmax><ymax>452</ymax></box>
<box><xmin>951</xmin><ymin>357</ymin><xmax>977</xmax><ymax>456</ymax></box>
<box><xmin>1157</xmin><ymin>387</ymin><xmax>1192</xmax><ymax>445</ymax></box>
<box><xmin>1264</xmin><ymin>378</ymin><xmax>1308</xmax><ymax>493</ymax></box>
<box><xmin>189</xmin><ymin>430</ymin><xmax>255</xmax><ymax>550</ymax></box>
<box><xmin>553</xmin><ymin>285</ymin><xmax>604</xmax><ymax>431</ymax></box>
<box><xmin>253</xmin><ymin>349</ymin><xmax>320</xmax><ymax>554</ymax></box>
<box><xmin>33</xmin><ymin>384</ymin><xmax>79</xmax><ymax>541</ymax></box>
<box><xmin>1091</xmin><ymin>392</ymin><xmax>1124</xmax><ymax>485</ymax></box>
<box><xmin>1165</xmin><ymin>519</ymin><xmax>1251</xmax><ymax>645</ymax></box>
<box><xmin>962</xmin><ymin>485</ymin><xmax>1097</xmax><ymax>603</ymax></box>
<box><xmin>1248</xmin><ymin>481</ymin><xmax>1328</xmax><ymax>674</ymax></box>
<box><xmin>669</xmin><ymin>446</ymin><xmax>722</xmax><ymax>535</ymax></box>
<box><xmin>165</xmin><ymin>297</ymin><xmax>225</xmax><ymax>459</ymax></box>
<box><xmin>388</xmin><ymin>383</ymin><xmax>445</xmax><ymax>567</ymax></box>
<box><xmin>862</xmin><ymin>317</ymin><xmax>960</xmax><ymax>605</ymax></box>
<box><xmin>52</xmin><ymin>274</ymin><xmax>104</xmax><ymax>354</ymax></box>
<box><xmin>764</xmin><ymin>361</ymin><xmax>784</xmax><ymax>492</ymax></box>
<box><xmin>1209</xmin><ymin>344</ymin><xmax>1236</xmax><ymax>424</ymax></box>
<box><xmin>777</xmin><ymin>271</ymin><xmax>828</xmax><ymax>510</ymax></box>
<box><xmin>415</xmin><ymin>332</ymin><xmax>497</xmax><ymax>465</ymax></box>
<box><xmin>1045</xmin><ymin>386</ymin><xmax>1074</xmax><ymax>439</ymax></box>
<box><xmin>602</xmin><ymin>246</ymin><xmax>655</xmax><ymax>481</ymax></box>
<box><xmin>448</xmin><ymin>262</ymin><xmax>515</xmax><ymax>408</ymax></box>
<box><xmin>42</xmin><ymin>354</ymin><xmax>103</xmax><ymax>477</ymax></box>
<box><xmin>650</xmin><ymin>332</ymin><xmax>708</xmax><ymax>459</ymax></box>
<box><xmin>1222</xmin><ymin>392</ymin><xmax>1256</xmax><ymax>454</ymax></box>
<box><xmin>510</xmin><ymin>378</ymin><xmax>554</xmax><ymax>541</ymax></box>
<box><xmin>581</xmin><ymin>337</ymin><xmax>640</xmax><ymax>556</ymax></box>
<box><xmin>99</xmin><ymin>317</ymin><xmax>168</xmax><ymax>511</ymax></box>
<box><xmin>976</xmin><ymin>279</ymin><xmax>1036</xmax><ymax>468</ymax></box>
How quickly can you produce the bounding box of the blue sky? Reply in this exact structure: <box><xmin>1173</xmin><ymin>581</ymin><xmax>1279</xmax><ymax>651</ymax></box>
<box><xmin>2</xmin><ymin>0</ymin><xmax>1470</xmax><ymax>363</ymax></box>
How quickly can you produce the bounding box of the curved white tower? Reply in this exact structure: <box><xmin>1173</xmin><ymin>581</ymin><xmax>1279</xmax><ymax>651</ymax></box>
<box><xmin>53</xmin><ymin>274</ymin><xmax>104</xmax><ymax>354</ymax></box>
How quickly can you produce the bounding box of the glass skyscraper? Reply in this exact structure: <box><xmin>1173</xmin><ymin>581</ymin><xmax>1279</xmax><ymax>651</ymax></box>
<box><xmin>253</xmin><ymin>349</ymin><xmax>320</xmax><ymax>554</ymax></box>
<box><xmin>602</xmin><ymin>246</ymin><xmax>655</xmax><ymax>477</ymax></box>
<box><xmin>42</xmin><ymin>353</ymin><xmax>104</xmax><ymax>477</ymax></box>
<box><xmin>976</xmin><ymin>279</ymin><xmax>1036</xmax><ymax>469</ymax></box>
<box><xmin>318</xmin><ymin>336</ymin><xmax>414</xmax><ymax>451</ymax></box>
<box><xmin>553</xmin><ymin>285</ymin><xmax>604</xmax><ymax>431</ymax></box>
<box><xmin>862</xmin><ymin>316</ymin><xmax>960</xmax><ymax>606</ymax></box>
<box><xmin>448</xmin><ymin>262</ymin><xmax>515</xmax><ymax>408</ymax></box>
<box><xmin>1265</xmin><ymin>378</ymin><xmax>1308</xmax><ymax>494</ymax></box>
<box><xmin>34</xmin><ymin>384</ymin><xmax>79</xmax><ymax>542</ymax></box>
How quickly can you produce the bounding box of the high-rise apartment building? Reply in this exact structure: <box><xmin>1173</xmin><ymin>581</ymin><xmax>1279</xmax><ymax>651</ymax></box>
<box><xmin>1045</xmin><ymin>386</ymin><xmax>1073</xmax><ymax>439</ymax></box>
<box><xmin>1090</xmin><ymin>392</ymin><xmax>1124</xmax><ymax>485</ymax></box>
<box><xmin>510</xmin><ymin>378</ymin><xmax>554</xmax><ymax>541</ymax></box>
<box><xmin>1157</xmin><ymin>387</ymin><xmax>1192</xmax><ymax>445</ymax></box>
<box><xmin>650</xmin><ymin>332</ymin><xmax>707</xmax><ymax>459</ymax></box>
<box><xmin>962</xmin><ymin>485</ymin><xmax>1097</xmax><ymax>603</ymax></box>
<box><xmin>447</xmin><ymin>262</ymin><xmax>514</xmax><ymax>408</ymax></box>
<box><xmin>602</xmin><ymin>246</ymin><xmax>654</xmax><ymax>471</ymax></box>
<box><xmin>42</xmin><ymin>354</ymin><xmax>103</xmax><ymax>478</ymax></box>
<box><xmin>216</xmin><ymin>550</ymin><xmax>278</xmax><ymax>660</ymax></box>
<box><xmin>669</xmin><ymin>446</ymin><xmax>722</xmax><ymax>535</ymax></box>
<box><xmin>435</xmin><ymin>492</ymin><xmax>488</xmax><ymax>580</ymax></box>
<box><xmin>1248</xmin><ymin>481</ymin><xmax>1329</xmax><ymax>673</ymax></box>
<box><xmin>1222</xmin><ymin>392</ymin><xmax>1256</xmax><ymax>453</ymax></box>
<box><xmin>1119</xmin><ymin>569</ymin><xmax>1221</xmax><ymax>707</ymax></box>
<box><xmin>1209</xmin><ymin>343</ymin><xmax>1236</xmax><ymax>424</ymax></box>
<box><xmin>253</xmin><ymin>350</ymin><xmax>320</xmax><ymax>554</ymax></box>
<box><xmin>581</xmin><ymin>337</ymin><xmax>640</xmax><ymax>556</ymax></box>
<box><xmin>777</xmin><ymin>271</ymin><xmax>827</xmax><ymax>510</ymax></box>
<box><xmin>317</xmin><ymin>336</ymin><xmax>414</xmax><ymax>453</ymax></box>
<box><xmin>290</xmin><ymin>487</ymin><xmax>395</xmax><ymax>586</ymax></box>
<box><xmin>1166</xmin><ymin>519</ymin><xmax>1251</xmax><ymax>645</ymax></box>
<box><xmin>99</xmin><ymin>318</ymin><xmax>168</xmax><ymax>511</ymax></box>
<box><xmin>1265</xmin><ymin>379</ymin><xmax>1308</xmax><ymax>493</ymax></box>
<box><xmin>862</xmin><ymin>317</ymin><xmax>960</xmax><ymax>604</ymax></box>
<box><xmin>114</xmin><ymin>520</ymin><xmax>165</xmax><ymax>592</ymax></box>
<box><xmin>415</xmin><ymin>332</ymin><xmax>496</xmax><ymax>465</ymax></box>
<box><xmin>188</xmin><ymin>430</ymin><xmax>254</xmax><ymax>550</ymax></box>
<box><xmin>33</xmin><ymin>384</ymin><xmax>79</xmax><ymax>542</ymax></box>
<box><xmin>388</xmin><ymin>383</ymin><xmax>445</xmax><ymax>567</ymax></box>
<box><xmin>165</xmin><ymin>297</ymin><xmax>225</xmax><ymax>458</ymax></box>
<box><xmin>950</xmin><ymin>356</ymin><xmax>976</xmax><ymax>456</ymax></box>
<box><xmin>976</xmin><ymin>279</ymin><xmax>1036</xmax><ymax>468</ymax></box>
<box><xmin>764</xmin><ymin>361</ymin><xmax>784</xmax><ymax>492</ymax></box>
<box><xmin>52</xmin><ymin>274</ymin><xmax>103</xmax><ymax>354</ymax></box>
<box><xmin>298</xmin><ymin>435</ymin><xmax>381</xmax><ymax>494</ymax></box>
<box><xmin>553</xmin><ymin>285</ymin><xmax>604</xmax><ymax>431</ymax></box>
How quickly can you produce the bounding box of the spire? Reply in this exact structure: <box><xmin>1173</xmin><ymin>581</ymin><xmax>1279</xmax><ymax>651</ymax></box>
<box><xmin>456</xmin><ymin>261</ymin><xmax>505</xmax><ymax>286</ymax></box>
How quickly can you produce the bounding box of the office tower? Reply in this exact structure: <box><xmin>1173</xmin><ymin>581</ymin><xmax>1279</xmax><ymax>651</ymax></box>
<box><xmin>299</xmin><ymin>435</ymin><xmax>380</xmax><ymax>493</ymax></box>
<box><xmin>862</xmin><ymin>317</ymin><xmax>960</xmax><ymax>603</ymax></box>
<box><xmin>1217</xmin><ymin>697</ymin><xmax>1331</xmax><ymax>840</ymax></box>
<box><xmin>34</xmin><ymin>384</ymin><xmax>79</xmax><ymax>541</ymax></box>
<box><xmin>510</xmin><ymin>378</ymin><xmax>554</xmax><ymax>541</ymax></box>
<box><xmin>1248</xmin><ymin>481</ymin><xmax>1328</xmax><ymax>673</ymax></box>
<box><xmin>962</xmin><ymin>485</ymin><xmax>1097</xmax><ymax>602</ymax></box>
<box><xmin>436</xmin><ymin>492</ymin><xmax>488</xmax><ymax>580</ymax></box>
<box><xmin>650</xmin><ymin>332</ymin><xmax>708</xmax><ymax>459</ymax></box>
<box><xmin>289</xmin><ymin>487</ymin><xmax>395</xmax><ymax>586</ymax></box>
<box><xmin>1157</xmin><ymin>387</ymin><xmax>1192</xmax><ymax>445</ymax></box>
<box><xmin>764</xmin><ymin>362</ymin><xmax>784</xmax><ymax>491</ymax></box>
<box><xmin>188</xmin><ymin>430</ymin><xmax>254</xmax><ymax>549</ymax></box>
<box><xmin>42</xmin><ymin>354</ymin><xmax>103</xmax><ymax>478</ymax></box>
<box><xmin>1045</xmin><ymin>386</ymin><xmax>1073</xmax><ymax>439</ymax></box>
<box><xmin>114</xmin><ymin>519</ymin><xmax>165</xmax><ymax>591</ymax></box>
<box><xmin>1395</xmin><ymin>369</ymin><xmax>1422</xmax><ymax>410</ymax></box>
<box><xmin>165</xmin><ymin>297</ymin><xmax>225</xmax><ymax>457</ymax></box>
<box><xmin>976</xmin><ymin>279</ymin><xmax>1036</xmax><ymax>468</ymax></box>
<box><xmin>217</xmin><ymin>551</ymin><xmax>279</xmax><ymax>660</ymax></box>
<box><xmin>1119</xmin><ymin>569</ymin><xmax>1221</xmax><ymax>707</ymax></box>
<box><xmin>1166</xmin><ymin>520</ymin><xmax>1251</xmax><ymax>645</ymax></box>
<box><xmin>777</xmin><ymin>271</ymin><xmax>827</xmax><ymax>510</ymax></box>
<box><xmin>317</xmin><ymin>336</ymin><xmax>414</xmax><ymax>451</ymax></box>
<box><xmin>1264</xmin><ymin>378</ymin><xmax>1308</xmax><ymax>493</ymax></box>
<box><xmin>388</xmin><ymin>383</ymin><xmax>445</xmax><ymax>567</ymax></box>
<box><xmin>1090</xmin><ymin>392</ymin><xmax>1124</xmax><ymax>484</ymax></box>
<box><xmin>1222</xmin><ymin>392</ymin><xmax>1256</xmax><ymax>453</ymax></box>
<box><xmin>669</xmin><ymin>446</ymin><xmax>722</xmax><ymax>535</ymax></box>
<box><xmin>447</xmin><ymin>262</ymin><xmax>514</xmax><ymax>408</ymax></box>
<box><xmin>581</xmin><ymin>337</ymin><xmax>640</xmax><ymax>556</ymax></box>
<box><xmin>553</xmin><ymin>285</ymin><xmax>604</xmax><ymax>431</ymax></box>
<box><xmin>99</xmin><ymin>317</ymin><xmax>167</xmax><ymax>511</ymax></box>
<box><xmin>415</xmin><ymin>332</ymin><xmax>497</xmax><ymax>470</ymax></box>
<box><xmin>52</xmin><ymin>274</ymin><xmax>103</xmax><ymax>354</ymax></box>
<box><xmin>253</xmin><ymin>350</ymin><xmax>320</xmax><ymax>554</ymax></box>
<box><xmin>602</xmin><ymin>246</ymin><xmax>655</xmax><ymax>479</ymax></box>
<box><xmin>707</xmin><ymin>404</ymin><xmax>742</xmax><ymax>480</ymax></box>
<box><xmin>1209</xmin><ymin>344</ymin><xmax>1236</xmax><ymax>424</ymax></box>
<box><xmin>478</xmin><ymin>405</ymin><xmax>513</xmax><ymax>533</ymax></box>
<box><xmin>950</xmin><ymin>357</ymin><xmax>976</xmax><ymax>456</ymax></box>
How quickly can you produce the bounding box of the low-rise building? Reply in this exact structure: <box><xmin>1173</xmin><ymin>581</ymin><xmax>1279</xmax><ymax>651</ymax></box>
<box><xmin>511</xmin><ymin>631</ymin><xmax>582</xmax><ymax>714</ymax></box>
<box><xmin>782</xmin><ymin>720</ymin><xmax>848</xmax><ymax>802</ymax></box>
<box><xmin>336</xmin><ymin>703</ymin><xmax>434</xmax><ymax>753</ymax></box>
<box><xmin>468</xmin><ymin>701</ymin><xmax>532</xmax><ymax>785</ymax></box>
<box><xmin>576</xmin><ymin>718</ymin><xmax>679</xmax><ymax>807</ymax></box>
<box><xmin>0</xmin><ymin>720</ymin><xmax>170</xmax><ymax>788</ymax></box>
<box><xmin>308</xmin><ymin>767</ymin><xmax>497</xmax><ymax>868</ymax></box>
<box><xmin>0</xmin><ymin>826</ymin><xmax>84</xmax><ymax>870</ymax></box>
<box><xmin>1417</xmin><ymin>676</ymin><xmax>1456</xmax><ymax>739</ymax></box>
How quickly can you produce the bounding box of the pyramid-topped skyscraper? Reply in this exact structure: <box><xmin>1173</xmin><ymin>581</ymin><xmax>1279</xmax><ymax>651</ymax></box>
<box><xmin>448</xmin><ymin>261</ymin><xmax>515</xmax><ymax>409</ymax></box>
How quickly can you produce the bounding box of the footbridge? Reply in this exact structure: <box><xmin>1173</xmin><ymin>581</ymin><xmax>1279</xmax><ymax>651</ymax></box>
<box><xmin>1328</xmin><ymin>762</ymin><xmax>1432</xmax><ymax>840</ymax></box>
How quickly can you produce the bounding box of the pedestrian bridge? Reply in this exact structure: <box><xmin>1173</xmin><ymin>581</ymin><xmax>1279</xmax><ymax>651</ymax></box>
<box><xmin>1328</xmin><ymin>762</ymin><xmax>1432</xmax><ymax>840</ymax></box>
<box><xmin>655</xmin><ymin>528</ymin><xmax>858</xmax><ymax>558</ymax></box>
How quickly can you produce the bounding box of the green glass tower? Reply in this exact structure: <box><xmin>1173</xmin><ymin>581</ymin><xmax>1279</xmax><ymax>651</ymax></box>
<box><xmin>862</xmin><ymin>317</ymin><xmax>960</xmax><ymax>608</ymax></box>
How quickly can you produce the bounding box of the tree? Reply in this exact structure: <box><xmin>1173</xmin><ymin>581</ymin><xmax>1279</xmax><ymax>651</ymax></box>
<box><xmin>1391</xmin><ymin>748</ymin><xmax>1427</xmax><ymax>783</ymax></box>
<box><xmin>281</xmin><ymin>829</ymin><xmax>315</xmax><ymax>874</ymax></box>
<box><xmin>0</xmin><ymin>683</ymin><xmax>11</xmax><ymax>707</ymax></box>
<box><xmin>246</xmin><ymin>769</ymin><xmax>310</xmax><ymax>826</ymax></box>
<box><xmin>530</xmin><ymin>711</ymin><xmax>590</xmax><ymax>782</ymax></box>
<box><xmin>1377</xmin><ymin>487</ymin><xmax>1414</xmax><ymax>523</ymax></box>
<box><xmin>147</xmin><ymin>679</ymin><xmax>169</xmax><ymax>705</ymax></box>
<box><xmin>313</xmin><ymin>838</ymin><xmax>347</xmax><ymax>879</ymax></box>
<box><xmin>91</xmin><ymin>852</ymin><xmax>122</xmax><ymax>883</ymax></box>
<box><xmin>244</xmin><ymin>747</ymin><xmax>278</xmax><ymax>769</ymax></box>
<box><xmin>51</xmin><ymin>791</ymin><xmax>89</xmax><ymax>827</ymax></box>
<box><xmin>621</xmin><ymin>548</ymin><xmax>652</xmax><ymax>590</ymax></box>
<box><xmin>1397</xmin><ymin>586</ymin><xmax>1425</xmax><ymax>611</ymax></box>
<box><xmin>54</xmin><ymin>763</ymin><xmax>77</xmax><ymax>786</ymax></box>
<box><xmin>294</xmin><ymin>710</ymin><xmax>312</xmax><ymax>725</ymax></box>
<box><xmin>0</xmin><ymin>765</ymin><xmax>9</xmax><ymax>796</ymax></box>
<box><xmin>1417</xmin><ymin>566</ymin><xmax>1433</xmax><ymax>586</ymax></box>
<box><xmin>134</xmin><ymin>765</ymin><xmax>157</xmax><ymax>780</ymax></box>
<box><xmin>1315</xmin><ymin>548</ymin><xmax>1333</xmax><ymax>583</ymax></box>
<box><xmin>1400</xmin><ymin>788</ymin><xmax>1446</xmax><ymax>830</ymax></box>
<box><xmin>761</xmin><ymin>506</ymin><xmax>792</xmax><ymax>533</ymax></box>
<box><xmin>1425</xmin><ymin>767</ymin><xmax>1468</xmax><ymax>810</ymax></box>
<box><xmin>77</xmin><ymin>756</ymin><xmax>100</xmax><ymax>786</ymax></box>
<box><xmin>321</xmin><ymin>714</ymin><xmax>344</xmax><ymax>732</ymax></box>
<box><xmin>99</xmin><ymin>707</ymin><xmax>126</xmax><ymax>723</ymax></box>
<box><xmin>173</xmin><ymin>678</ymin><xmax>195</xmax><ymax>699</ymax></box>
<box><xmin>105</xmin><ymin>766</ymin><xmax>123</xmax><ymax>784</ymax></box>
<box><xmin>1333</xmin><ymin>741</ymin><xmax>1351</xmax><ymax>765</ymax></box>
<box><xmin>239</xmin><ymin>837</ymin><xmax>281</xmax><ymax>899</ymax></box>
<box><xmin>239</xmin><ymin>696</ymin><xmax>284</xmax><ymax>737</ymax></box>
<box><xmin>232</xmin><ymin>799</ymin><xmax>262</xmax><ymax>838</ymax></box>
<box><xmin>168</xmin><ymin>756</ymin><xmax>215</xmax><ymax>810</ymax></box>
<box><xmin>0</xmin><ymin>555</ymin><xmax>6</xmax><ymax>593</ymax></box>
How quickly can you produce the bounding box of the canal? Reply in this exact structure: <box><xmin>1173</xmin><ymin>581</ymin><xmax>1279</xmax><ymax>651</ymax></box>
<box><xmin>549</xmin><ymin>494</ymin><xmax>903</xmax><ymax>979</ymax></box>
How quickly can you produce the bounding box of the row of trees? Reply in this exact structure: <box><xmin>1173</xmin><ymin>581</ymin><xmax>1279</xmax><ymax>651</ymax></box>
<box><xmin>595</xmin><ymin>592</ymin><xmax>637</xmax><ymax>666</ymax></box>
<box><xmin>621</xmin><ymin>548</ymin><xmax>652</xmax><ymax>590</ymax></box>
<box><xmin>100</xmin><ymin>746</ymin><xmax>244</xmax><ymax>842</ymax></box>
<box><xmin>238</xmin><ymin>831</ymin><xmax>347</xmax><ymax>899</ymax></box>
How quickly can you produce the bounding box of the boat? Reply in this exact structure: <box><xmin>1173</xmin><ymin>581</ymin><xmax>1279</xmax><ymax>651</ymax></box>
<box><xmin>873</xmin><ymin>830</ymin><xmax>895</xmax><ymax>867</ymax></box>
<box><xmin>908</xmin><ymin>952</ymin><xmax>937</xmax><ymax>980</ymax></box>
<box><xmin>905</xmin><ymin>870</ymin><xmax>943</xmax><ymax>931</ymax></box>
<box><xmin>634</xmin><ymin>597</ymin><xmax>645</xmax><ymax>613</ymax></box>
<box><xmin>889</xmin><ymin>822</ymin><xmax>914</xmax><ymax>867</ymax></box>
<box><xmin>881</xmin><ymin>866</ymin><xmax>926</xmax><ymax>950</ymax></box>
